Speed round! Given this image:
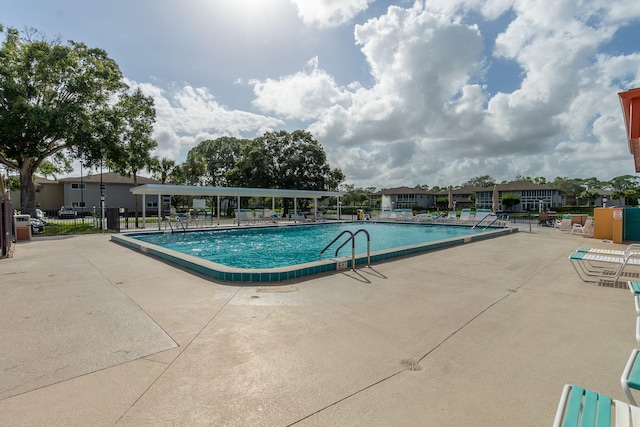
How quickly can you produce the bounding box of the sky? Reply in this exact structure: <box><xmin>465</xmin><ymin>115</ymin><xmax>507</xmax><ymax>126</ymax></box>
<box><xmin>3</xmin><ymin>0</ymin><xmax>640</xmax><ymax>190</ymax></box>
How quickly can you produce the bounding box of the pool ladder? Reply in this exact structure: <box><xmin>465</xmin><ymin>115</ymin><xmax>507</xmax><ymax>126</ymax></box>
<box><xmin>163</xmin><ymin>216</ymin><xmax>186</xmax><ymax>233</ymax></box>
<box><xmin>319</xmin><ymin>229</ymin><xmax>371</xmax><ymax>271</ymax></box>
<box><xmin>472</xmin><ymin>213</ymin><xmax>508</xmax><ymax>231</ymax></box>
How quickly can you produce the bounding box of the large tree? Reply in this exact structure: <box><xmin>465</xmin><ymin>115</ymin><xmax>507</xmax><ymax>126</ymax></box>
<box><xmin>104</xmin><ymin>88</ymin><xmax>157</xmax><ymax>226</ymax></box>
<box><xmin>227</xmin><ymin>130</ymin><xmax>342</xmax><ymax>191</ymax></box>
<box><xmin>0</xmin><ymin>25</ymin><xmax>126</xmax><ymax>215</ymax></box>
<box><xmin>186</xmin><ymin>136</ymin><xmax>248</xmax><ymax>186</ymax></box>
<box><xmin>150</xmin><ymin>157</ymin><xmax>176</xmax><ymax>184</ymax></box>
<box><xmin>227</xmin><ymin>130</ymin><xmax>344</xmax><ymax>213</ymax></box>
<box><xmin>463</xmin><ymin>175</ymin><xmax>495</xmax><ymax>187</ymax></box>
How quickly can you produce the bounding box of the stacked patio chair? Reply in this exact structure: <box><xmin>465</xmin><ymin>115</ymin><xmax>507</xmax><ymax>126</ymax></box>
<box><xmin>569</xmin><ymin>245</ymin><xmax>640</xmax><ymax>286</ymax></box>
<box><xmin>553</xmin><ymin>275</ymin><xmax>640</xmax><ymax>425</ymax></box>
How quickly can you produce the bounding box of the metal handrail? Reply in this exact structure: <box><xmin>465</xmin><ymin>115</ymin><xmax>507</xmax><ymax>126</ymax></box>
<box><xmin>334</xmin><ymin>229</ymin><xmax>371</xmax><ymax>268</ymax></box>
<box><xmin>472</xmin><ymin>213</ymin><xmax>508</xmax><ymax>231</ymax></box>
<box><xmin>319</xmin><ymin>228</ymin><xmax>371</xmax><ymax>270</ymax></box>
<box><xmin>319</xmin><ymin>230</ymin><xmax>353</xmax><ymax>261</ymax></box>
<box><xmin>175</xmin><ymin>216</ymin><xmax>187</xmax><ymax>233</ymax></box>
<box><xmin>163</xmin><ymin>217</ymin><xmax>174</xmax><ymax>233</ymax></box>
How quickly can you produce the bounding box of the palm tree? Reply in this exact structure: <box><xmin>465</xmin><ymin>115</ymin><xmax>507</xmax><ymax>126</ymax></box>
<box><xmin>150</xmin><ymin>157</ymin><xmax>176</xmax><ymax>184</ymax></box>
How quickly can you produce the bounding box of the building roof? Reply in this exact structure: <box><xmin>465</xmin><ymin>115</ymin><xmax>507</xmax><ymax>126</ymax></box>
<box><xmin>494</xmin><ymin>180</ymin><xmax>556</xmax><ymax>191</ymax></box>
<box><xmin>130</xmin><ymin>184</ymin><xmax>344</xmax><ymax>199</ymax></box>
<box><xmin>53</xmin><ymin>172</ymin><xmax>160</xmax><ymax>185</ymax></box>
<box><xmin>371</xmin><ymin>186</ymin><xmax>430</xmax><ymax>196</ymax></box>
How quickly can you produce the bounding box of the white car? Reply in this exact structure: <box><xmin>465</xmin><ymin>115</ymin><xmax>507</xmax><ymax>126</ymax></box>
<box><xmin>58</xmin><ymin>206</ymin><xmax>77</xmax><ymax>219</ymax></box>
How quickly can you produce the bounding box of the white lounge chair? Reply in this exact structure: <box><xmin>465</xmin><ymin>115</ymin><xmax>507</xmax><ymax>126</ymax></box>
<box><xmin>446</xmin><ymin>211</ymin><xmax>458</xmax><ymax>220</ymax></box>
<box><xmin>392</xmin><ymin>209</ymin><xmax>413</xmax><ymax>221</ymax></box>
<box><xmin>622</xmin><ymin>349</ymin><xmax>640</xmax><ymax>406</ymax></box>
<box><xmin>571</xmin><ymin>217</ymin><xmax>594</xmax><ymax>236</ymax></box>
<box><xmin>474</xmin><ymin>209</ymin><xmax>492</xmax><ymax>222</ymax></box>
<box><xmin>569</xmin><ymin>250</ymin><xmax>640</xmax><ymax>284</ymax></box>
<box><xmin>412</xmin><ymin>213</ymin><xmax>433</xmax><ymax>222</ymax></box>
<box><xmin>554</xmin><ymin>384</ymin><xmax>640</xmax><ymax>426</ymax></box>
<box><xmin>459</xmin><ymin>209</ymin><xmax>473</xmax><ymax>221</ymax></box>
<box><xmin>378</xmin><ymin>210</ymin><xmax>392</xmax><ymax>220</ymax></box>
<box><xmin>556</xmin><ymin>215</ymin><xmax>573</xmax><ymax>232</ymax></box>
<box><xmin>576</xmin><ymin>244</ymin><xmax>640</xmax><ymax>257</ymax></box>
<box><xmin>235</xmin><ymin>209</ymin><xmax>255</xmax><ymax>225</ymax></box>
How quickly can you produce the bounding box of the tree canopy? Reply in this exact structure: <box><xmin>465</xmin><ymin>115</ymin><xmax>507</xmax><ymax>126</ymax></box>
<box><xmin>227</xmin><ymin>130</ymin><xmax>344</xmax><ymax>191</ymax></box>
<box><xmin>463</xmin><ymin>175</ymin><xmax>495</xmax><ymax>187</ymax></box>
<box><xmin>0</xmin><ymin>25</ymin><xmax>139</xmax><ymax>214</ymax></box>
<box><xmin>186</xmin><ymin>136</ymin><xmax>248</xmax><ymax>186</ymax></box>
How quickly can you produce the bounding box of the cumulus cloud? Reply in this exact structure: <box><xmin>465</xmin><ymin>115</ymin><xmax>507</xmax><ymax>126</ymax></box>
<box><xmin>247</xmin><ymin>1</ymin><xmax>640</xmax><ymax>188</ymax></box>
<box><xmin>126</xmin><ymin>80</ymin><xmax>284</xmax><ymax>162</ymax></box>
<box><xmin>250</xmin><ymin>57</ymin><xmax>352</xmax><ymax>120</ymax></box>
<box><xmin>289</xmin><ymin>0</ymin><xmax>375</xmax><ymax>28</ymax></box>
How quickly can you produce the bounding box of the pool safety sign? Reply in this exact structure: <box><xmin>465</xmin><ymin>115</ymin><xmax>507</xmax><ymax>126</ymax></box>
<box><xmin>613</xmin><ymin>208</ymin><xmax>623</xmax><ymax>221</ymax></box>
<box><xmin>193</xmin><ymin>199</ymin><xmax>206</xmax><ymax>209</ymax></box>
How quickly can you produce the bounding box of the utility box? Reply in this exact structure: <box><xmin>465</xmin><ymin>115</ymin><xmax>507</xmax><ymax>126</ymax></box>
<box><xmin>14</xmin><ymin>214</ymin><xmax>31</xmax><ymax>241</ymax></box>
<box><xmin>594</xmin><ymin>208</ymin><xmax>624</xmax><ymax>243</ymax></box>
<box><xmin>624</xmin><ymin>207</ymin><xmax>640</xmax><ymax>242</ymax></box>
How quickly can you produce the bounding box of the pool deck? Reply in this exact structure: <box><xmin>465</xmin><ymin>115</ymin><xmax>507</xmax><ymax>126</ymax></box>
<box><xmin>0</xmin><ymin>223</ymin><xmax>637</xmax><ymax>426</ymax></box>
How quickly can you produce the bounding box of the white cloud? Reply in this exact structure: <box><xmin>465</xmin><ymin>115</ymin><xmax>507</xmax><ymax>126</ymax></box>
<box><xmin>289</xmin><ymin>0</ymin><xmax>375</xmax><ymax>28</ymax></box>
<box><xmin>126</xmin><ymin>80</ymin><xmax>284</xmax><ymax>163</ymax></box>
<box><xmin>245</xmin><ymin>1</ymin><xmax>640</xmax><ymax>188</ymax></box>
<box><xmin>250</xmin><ymin>57</ymin><xmax>352</xmax><ymax>120</ymax></box>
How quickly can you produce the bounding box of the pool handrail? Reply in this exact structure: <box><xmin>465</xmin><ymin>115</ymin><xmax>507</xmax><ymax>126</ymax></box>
<box><xmin>174</xmin><ymin>216</ymin><xmax>187</xmax><ymax>233</ymax></box>
<box><xmin>319</xmin><ymin>228</ymin><xmax>371</xmax><ymax>270</ymax></box>
<box><xmin>319</xmin><ymin>230</ymin><xmax>353</xmax><ymax>261</ymax></box>
<box><xmin>472</xmin><ymin>213</ymin><xmax>509</xmax><ymax>231</ymax></box>
<box><xmin>334</xmin><ymin>229</ymin><xmax>371</xmax><ymax>268</ymax></box>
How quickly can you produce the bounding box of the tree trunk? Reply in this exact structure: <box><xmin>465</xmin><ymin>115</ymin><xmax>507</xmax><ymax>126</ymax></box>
<box><xmin>132</xmin><ymin>171</ymin><xmax>139</xmax><ymax>227</ymax></box>
<box><xmin>19</xmin><ymin>160</ymin><xmax>37</xmax><ymax>216</ymax></box>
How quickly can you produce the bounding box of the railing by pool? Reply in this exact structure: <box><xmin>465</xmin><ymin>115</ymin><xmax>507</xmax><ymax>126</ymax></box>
<box><xmin>319</xmin><ymin>228</ymin><xmax>371</xmax><ymax>271</ymax></box>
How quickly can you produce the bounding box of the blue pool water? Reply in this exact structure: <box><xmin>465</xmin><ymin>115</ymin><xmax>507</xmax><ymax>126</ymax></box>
<box><xmin>131</xmin><ymin>222</ymin><xmax>485</xmax><ymax>269</ymax></box>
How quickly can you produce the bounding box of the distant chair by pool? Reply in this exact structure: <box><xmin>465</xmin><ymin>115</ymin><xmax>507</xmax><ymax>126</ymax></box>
<box><xmin>392</xmin><ymin>209</ymin><xmax>414</xmax><ymax>221</ymax></box>
<box><xmin>459</xmin><ymin>209</ymin><xmax>473</xmax><ymax>221</ymax></box>
<box><xmin>474</xmin><ymin>209</ymin><xmax>493</xmax><ymax>222</ymax></box>
<box><xmin>378</xmin><ymin>210</ymin><xmax>392</xmax><ymax>220</ymax></box>
<box><xmin>235</xmin><ymin>209</ymin><xmax>255</xmax><ymax>225</ymax></box>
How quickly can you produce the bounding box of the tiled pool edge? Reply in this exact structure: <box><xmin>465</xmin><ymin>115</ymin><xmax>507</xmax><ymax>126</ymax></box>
<box><xmin>111</xmin><ymin>226</ymin><xmax>518</xmax><ymax>284</ymax></box>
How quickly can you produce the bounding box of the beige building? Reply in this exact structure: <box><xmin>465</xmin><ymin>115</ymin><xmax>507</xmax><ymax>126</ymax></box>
<box><xmin>10</xmin><ymin>172</ymin><xmax>160</xmax><ymax>215</ymax></box>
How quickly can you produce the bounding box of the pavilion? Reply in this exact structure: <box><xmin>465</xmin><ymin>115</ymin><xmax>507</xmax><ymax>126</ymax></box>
<box><xmin>130</xmin><ymin>184</ymin><xmax>345</xmax><ymax>228</ymax></box>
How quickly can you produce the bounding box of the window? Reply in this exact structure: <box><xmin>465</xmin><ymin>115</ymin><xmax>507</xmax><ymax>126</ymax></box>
<box><xmin>71</xmin><ymin>183</ymin><xmax>86</xmax><ymax>190</ymax></box>
<box><xmin>71</xmin><ymin>202</ymin><xmax>86</xmax><ymax>208</ymax></box>
<box><xmin>146</xmin><ymin>201</ymin><xmax>159</xmax><ymax>208</ymax></box>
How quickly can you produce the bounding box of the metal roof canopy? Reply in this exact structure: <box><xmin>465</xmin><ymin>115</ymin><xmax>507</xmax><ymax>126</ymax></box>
<box><xmin>130</xmin><ymin>184</ymin><xmax>345</xmax><ymax>228</ymax></box>
<box><xmin>131</xmin><ymin>184</ymin><xmax>344</xmax><ymax>199</ymax></box>
<box><xmin>618</xmin><ymin>88</ymin><xmax>640</xmax><ymax>173</ymax></box>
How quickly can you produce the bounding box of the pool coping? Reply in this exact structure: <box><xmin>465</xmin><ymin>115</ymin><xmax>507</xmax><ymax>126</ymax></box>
<box><xmin>110</xmin><ymin>222</ymin><xmax>519</xmax><ymax>283</ymax></box>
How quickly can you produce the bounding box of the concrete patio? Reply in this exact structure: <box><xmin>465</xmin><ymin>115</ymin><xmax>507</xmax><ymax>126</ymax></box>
<box><xmin>0</xmin><ymin>224</ymin><xmax>637</xmax><ymax>426</ymax></box>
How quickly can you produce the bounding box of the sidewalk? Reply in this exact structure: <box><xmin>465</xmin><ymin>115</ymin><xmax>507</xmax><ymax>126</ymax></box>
<box><xmin>0</xmin><ymin>225</ymin><xmax>636</xmax><ymax>426</ymax></box>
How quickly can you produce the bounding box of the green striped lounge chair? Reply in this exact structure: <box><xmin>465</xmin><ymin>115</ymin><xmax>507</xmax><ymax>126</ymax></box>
<box><xmin>569</xmin><ymin>251</ymin><xmax>640</xmax><ymax>283</ymax></box>
<box><xmin>554</xmin><ymin>384</ymin><xmax>640</xmax><ymax>426</ymax></box>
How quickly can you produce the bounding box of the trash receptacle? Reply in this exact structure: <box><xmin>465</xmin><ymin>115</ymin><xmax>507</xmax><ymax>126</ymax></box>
<box><xmin>14</xmin><ymin>214</ymin><xmax>32</xmax><ymax>241</ymax></box>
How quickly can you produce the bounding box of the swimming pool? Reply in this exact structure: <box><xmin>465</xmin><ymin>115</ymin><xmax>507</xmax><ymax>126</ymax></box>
<box><xmin>112</xmin><ymin>221</ymin><xmax>517</xmax><ymax>283</ymax></box>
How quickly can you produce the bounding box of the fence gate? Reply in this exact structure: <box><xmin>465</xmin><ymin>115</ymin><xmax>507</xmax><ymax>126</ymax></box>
<box><xmin>105</xmin><ymin>208</ymin><xmax>121</xmax><ymax>232</ymax></box>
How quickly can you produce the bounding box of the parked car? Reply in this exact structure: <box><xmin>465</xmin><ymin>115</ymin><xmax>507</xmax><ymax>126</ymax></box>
<box><xmin>58</xmin><ymin>206</ymin><xmax>77</xmax><ymax>219</ymax></box>
<box><xmin>30</xmin><ymin>217</ymin><xmax>45</xmax><ymax>234</ymax></box>
<box><xmin>35</xmin><ymin>209</ymin><xmax>45</xmax><ymax>220</ymax></box>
